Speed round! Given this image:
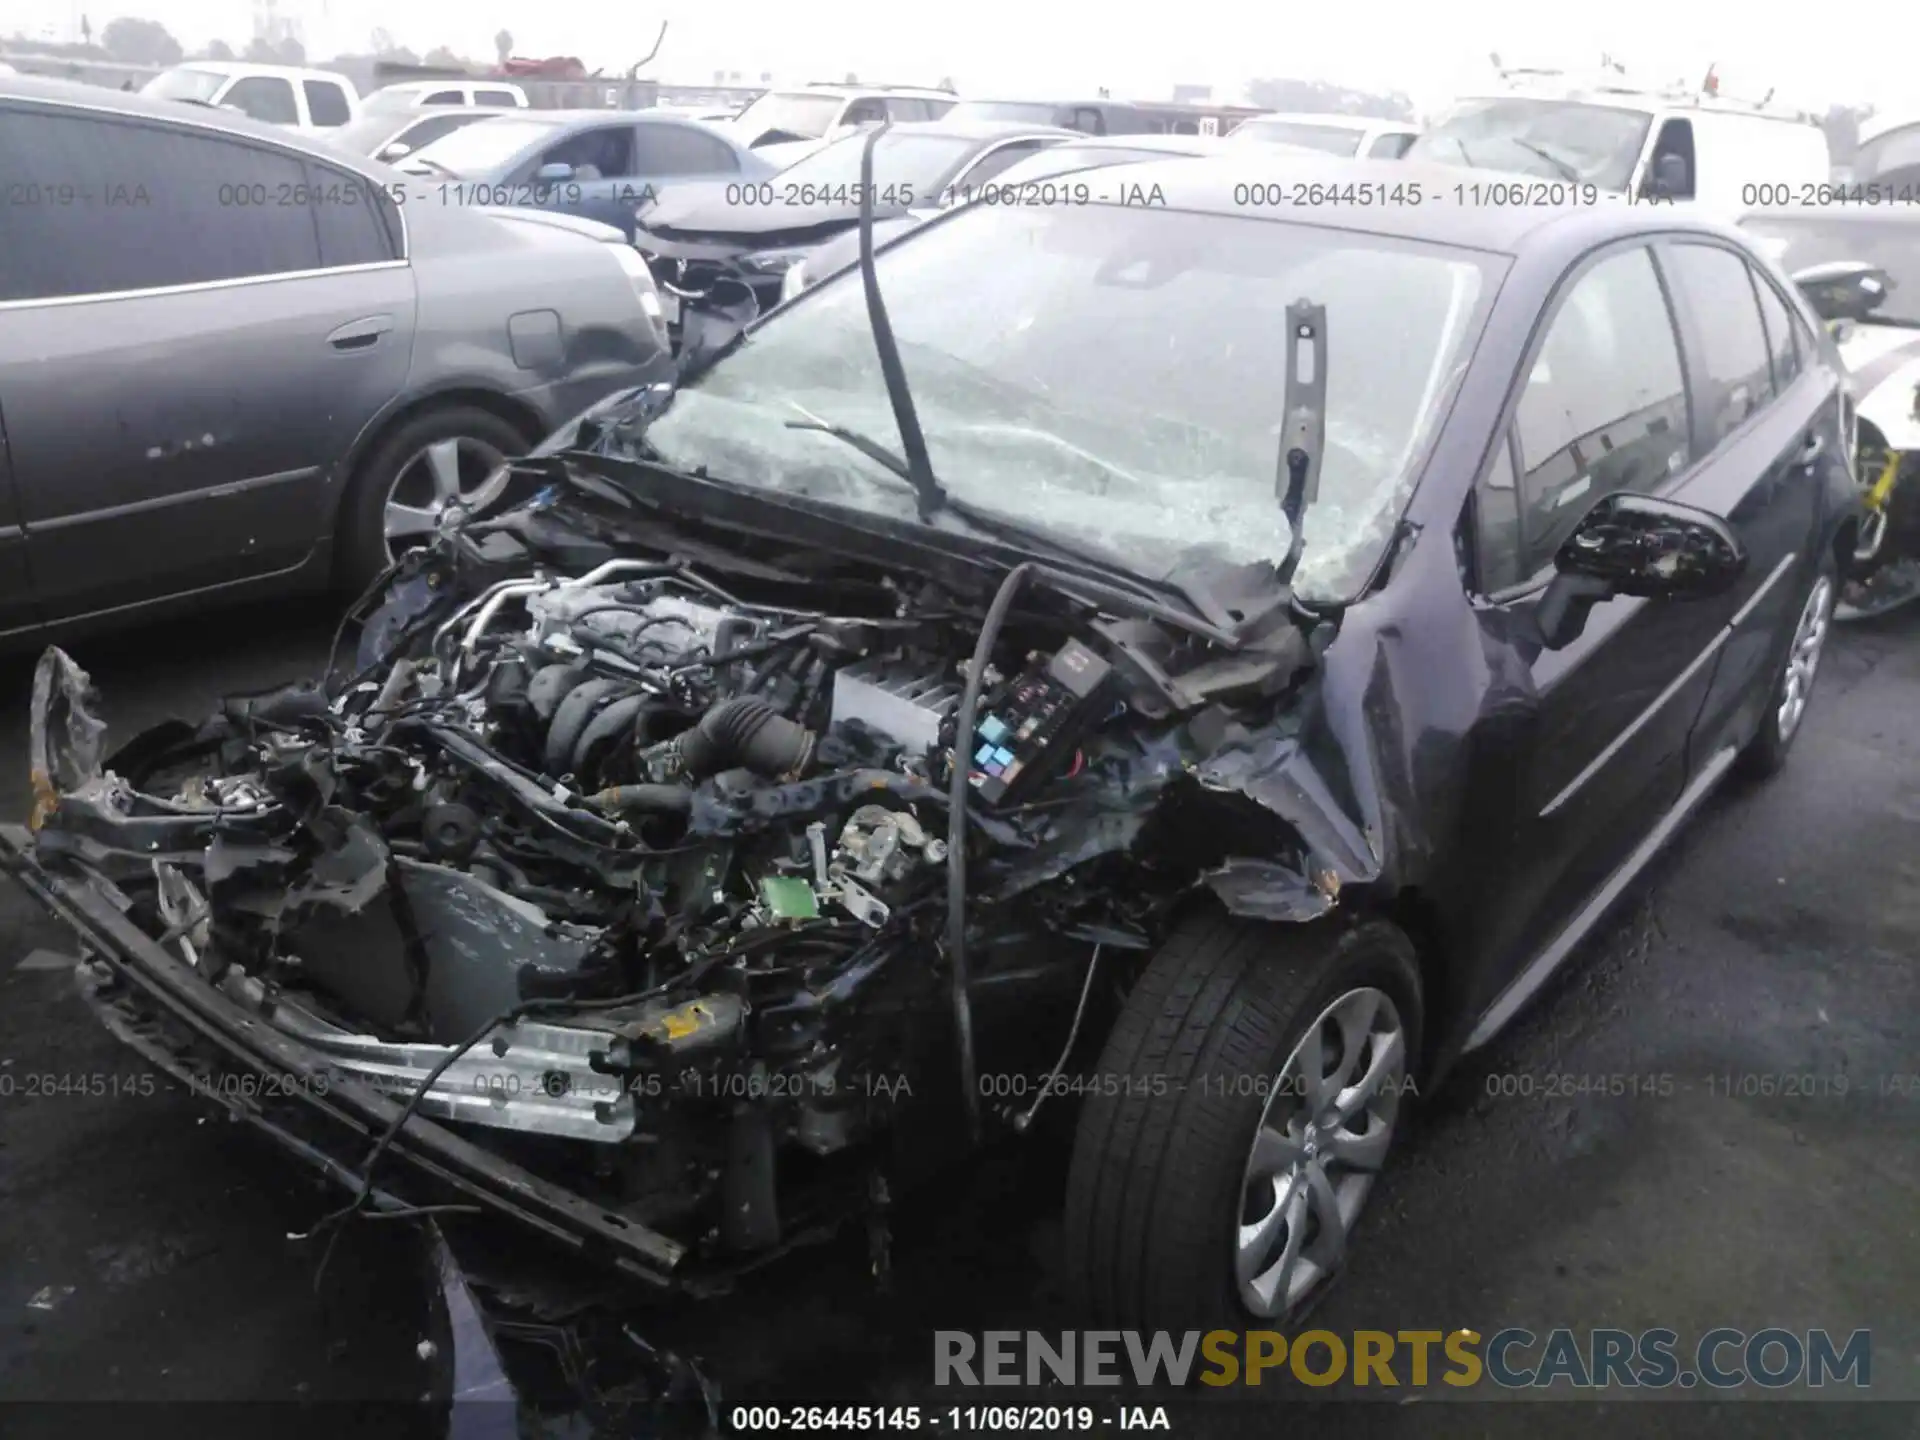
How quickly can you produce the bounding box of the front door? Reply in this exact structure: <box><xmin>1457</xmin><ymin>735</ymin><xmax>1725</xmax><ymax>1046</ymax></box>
<box><xmin>1461</xmin><ymin>241</ymin><xmax>1721</xmax><ymax>1024</ymax></box>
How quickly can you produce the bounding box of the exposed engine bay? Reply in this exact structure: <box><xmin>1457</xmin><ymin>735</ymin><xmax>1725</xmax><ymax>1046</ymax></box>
<box><xmin>18</xmin><ymin>445</ymin><xmax>1360</xmax><ymax>1286</ymax></box>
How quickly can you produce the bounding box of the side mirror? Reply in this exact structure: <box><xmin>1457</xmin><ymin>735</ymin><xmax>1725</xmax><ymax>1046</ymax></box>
<box><xmin>1790</xmin><ymin>260</ymin><xmax>1893</xmax><ymax>324</ymax></box>
<box><xmin>1645</xmin><ymin>152</ymin><xmax>1691</xmax><ymax>200</ymax></box>
<box><xmin>536</xmin><ymin>161</ymin><xmax>575</xmax><ymax>182</ymax></box>
<box><xmin>378</xmin><ymin>141</ymin><xmax>412</xmax><ymax>160</ymax></box>
<box><xmin>1535</xmin><ymin>493</ymin><xmax>1747</xmax><ymax>650</ymax></box>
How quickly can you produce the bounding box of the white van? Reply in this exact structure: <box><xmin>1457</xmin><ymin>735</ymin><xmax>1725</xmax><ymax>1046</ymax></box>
<box><xmin>141</xmin><ymin>63</ymin><xmax>359</xmax><ymax>131</ymax></box>
<box><xmin>1406</xmin><ymin>66</ymin><xmax>1831</xmax><ymax>214</ymax></box>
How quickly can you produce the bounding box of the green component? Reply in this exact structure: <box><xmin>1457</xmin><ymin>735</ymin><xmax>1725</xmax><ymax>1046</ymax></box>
<box><xmin>759</xmin><ymin>875</ymin><xmax>820</xmax><ymax>920</ymax></box>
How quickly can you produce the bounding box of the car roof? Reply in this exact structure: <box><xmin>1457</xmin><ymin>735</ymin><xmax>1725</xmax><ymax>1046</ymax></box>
<box><xmin>159</xmin><ymin>60</ymin><xmax>346</xmax><ymax>82</ymax></box>
<box><xmin>1075</xmin><ymin>152</ymin><xmax>1752</xmax><ymax>254</ymax></box>
<box><xmin>959</xmin><ymin>97</ymin><xmax>1137</xmax><ymax>110</ymax></box>
<box><xmin>775</xmin><ymin>83</ymin><xmax>954</xmax><ymax>98</ymax></box>
<box><xmin>1859</xmin><ymin>111</ymin><xmax>1920</xmax><ymax>146</ymax></box>
<box><xmin>380</xmin><ymin>78</ymin><xmax>522</xmax><ymax>93</ymax></box>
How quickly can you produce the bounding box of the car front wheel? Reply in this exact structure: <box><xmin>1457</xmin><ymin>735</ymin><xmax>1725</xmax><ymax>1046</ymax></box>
<box><xmin>338</xmin><ymin>406</ymin><xmax>531</xmax><ymax>595</ymax></box>
<box><xmin>1063</xmin><ymin>910</ymin><xmax>1422</xmax><ymax>1330</ymax></box>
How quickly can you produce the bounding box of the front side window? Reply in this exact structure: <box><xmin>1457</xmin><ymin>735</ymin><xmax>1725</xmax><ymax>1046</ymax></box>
<box><xmin>1665</xmin><ymin>242</ymin><xmax>1775</xmax><ymax>447</ymax></box>
<box><xmin>423</xmin><ymin>90</ymin><xmax>464</xmax><ymax>105</ymax></box>
<box><xmin>642</xmin><ymin>204</ymin><xmax>1498</xmax><ymax>601</ymax></box>
<box><xmin>1368</xmin><ymin>132</ymin><xmax>1416</xmax><ymax>158</ymax></box>
<box><xmin>1407</xmin><ymin>98</ymin><xmax>1653</xmax><ymax>191</ymax></box>
<box><xmin>538</xmin><ymin>126</ymin><xmax>637</xmax><ymax>181</ymax></box>
<box><xmin>0</xmin><ymin>108</ymin><xmax>322</xmax><ymax>301</ymax></box>
<box><xmin>1511</xmin><ymin>246</ymin><xmax>1691</xmax><ymax>580</ymax></box>
<box><xmin>223</xmin><ymin>76</ymin><xmax>299</xmax><ymax>126</ymax></box>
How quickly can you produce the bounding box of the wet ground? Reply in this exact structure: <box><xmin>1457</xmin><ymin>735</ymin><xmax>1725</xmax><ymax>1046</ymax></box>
<box><xmin>1</xmin><ymin>600</ymin><xmax>1917</xmax><ymax>1439</ymax></box>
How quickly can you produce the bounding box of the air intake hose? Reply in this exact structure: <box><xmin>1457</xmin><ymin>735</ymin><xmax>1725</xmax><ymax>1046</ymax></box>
<box><xmin>669</xmin><ymin>696</ymin><xmax>816</xmax><ymax>781</ymax></box>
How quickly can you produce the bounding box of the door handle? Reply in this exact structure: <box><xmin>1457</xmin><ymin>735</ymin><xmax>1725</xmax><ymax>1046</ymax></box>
<box><xmin>1798</xmin><ymin>431</ymin><xmax>1824</xmax><ymax>466</ymax></box>
<box><xmin>328</xmin><ymin>315</ymin><xmax>394</xmax><ymax>351</ymax></box>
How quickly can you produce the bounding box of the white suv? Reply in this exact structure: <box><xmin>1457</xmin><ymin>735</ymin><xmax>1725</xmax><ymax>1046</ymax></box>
<box><xmin>142</xmin><ymin>62</ymin><xmax>359</xmax><ymax>131</ymax></box>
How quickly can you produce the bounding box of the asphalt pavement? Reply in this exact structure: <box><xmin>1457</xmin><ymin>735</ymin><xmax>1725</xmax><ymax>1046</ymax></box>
<box><xmin>0</xmin><ymin>598</ymin><xmax>1916</xmax><ymax>1439</ymax></box>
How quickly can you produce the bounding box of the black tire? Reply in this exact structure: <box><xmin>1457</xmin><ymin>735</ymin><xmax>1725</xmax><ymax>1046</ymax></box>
<box><xmin>1735</xmin><ymin>553</ymin><xmax>1838</xmax><ymax>781</ymax></box>
<box><xmin>1063</xmin><ymin>909</ymin><xmax>1423</xmax><ymax>1331</ymax></box>
<box><xmin>336</xmin><ymin>406</ymin><xmax>532</xmax><ymax>595</ymax></box>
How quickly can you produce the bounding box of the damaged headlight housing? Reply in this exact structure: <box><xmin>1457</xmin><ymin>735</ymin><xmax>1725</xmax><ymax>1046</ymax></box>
<box><xmin>739</xmin><ymin>248</ymin><xmax>809</xmax><ymax>277</ymax></box>
<box><xmin>779</xmin><ymin>258</ymin><xmax>809</xmax><ymax>304</ymax></box>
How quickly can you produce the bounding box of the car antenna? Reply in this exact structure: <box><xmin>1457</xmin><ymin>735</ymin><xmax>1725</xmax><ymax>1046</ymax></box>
<box><xmin>1275</xmin><ymin>299</ymin><xmax>1326</xmax><ymax>587</ymax></box>
<box><xmin>853</xmin><ymin>120</ymin><xmax>947</xmax><ymax>520</ymax></box>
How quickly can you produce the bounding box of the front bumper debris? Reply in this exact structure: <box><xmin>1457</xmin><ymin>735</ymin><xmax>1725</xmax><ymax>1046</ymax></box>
<box><xmin>0</xmin><ymin>822</ymin><xmax>688</xmax><ymax>1286</ymax></box>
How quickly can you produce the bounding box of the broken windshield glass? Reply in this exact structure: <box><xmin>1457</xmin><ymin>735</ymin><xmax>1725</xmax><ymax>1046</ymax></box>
<box><xmin>641</xmin><ymin>202</ymin><xmax>1497</xmax><ymax>598</ymax></box>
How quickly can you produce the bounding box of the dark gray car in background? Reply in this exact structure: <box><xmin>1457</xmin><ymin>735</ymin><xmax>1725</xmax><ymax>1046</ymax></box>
<box><xmin>0</xmin><ymin>74</ymin><xmax>671</xmax><ymax>642</ymax></box>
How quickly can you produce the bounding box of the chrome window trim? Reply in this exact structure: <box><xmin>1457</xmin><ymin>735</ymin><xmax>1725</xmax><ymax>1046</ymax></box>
<box><xmin>0</xmin><ymin>261</ymin><xmax>410</xmax><ymax>313</ymax></box>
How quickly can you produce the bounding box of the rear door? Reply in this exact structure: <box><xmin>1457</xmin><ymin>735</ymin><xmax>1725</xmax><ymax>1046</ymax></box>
<box><xmin>0</xmin><ymin>101</ymin><xmax>416</xmax><ymax>623</ymax></box>
<box><xmin>1658</xmin><ymin>239</ymin><xmax>1835</xmax><ymax>763</ymax></box>
<box><xmin>1462</xmin><ymin>241</ymin><xmax>1719</xmax><ymax>1017</ymax></box>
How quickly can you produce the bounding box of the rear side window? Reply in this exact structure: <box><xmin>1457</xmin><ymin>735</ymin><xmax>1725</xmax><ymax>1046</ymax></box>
<box><xmin>476</xmin><ymin>89</ymin><xmax>520</xmax><ymax>107</ymax></box>
<box><xmin>224</xmin><ymin>76</ymin><xmax>298</xmax><ymax>125</ymax></box>
<box><xmin>1509</xmin><ymin>246</ymin><xmax>1692</xmax><ymax>582</ymax></box>
<box><xmin>0</xmin><ymin>107</ymin><xmax>323</xmax><ymax>301</ymax></box>
<box><xmin>1665</xmin><ymin>242</ymin><xmax>1775</xmax><ymax>445</ymax></box>
<box><xmin>303</xmin><ymin>159</ymin><xmax>401</xmax><ymax>266</ymax></box>
<box><xmin>304</xmin><ymin>80</ymin><xmax>351</xmax><ymax>126</ymax></box>
<box><xmin>633</xmin><ymin>124</ymin><xmax>740</xmax><ymax>176</ymax></box>
<box><xmin>1751</xmin><ymin>269</ymin><xmax>1803</xmax><ymax>393</ymax></box>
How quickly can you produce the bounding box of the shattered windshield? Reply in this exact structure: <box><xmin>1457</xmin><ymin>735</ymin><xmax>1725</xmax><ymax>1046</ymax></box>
<box><xmin>1406</xmin><ymin>98</ymin><xmax>1652</xmax><ymax>191</ymax></box>
<box><xmin>641</xmin><ymin>203</ymin><xmax>1497</xmax><ymax>600</ymax></box>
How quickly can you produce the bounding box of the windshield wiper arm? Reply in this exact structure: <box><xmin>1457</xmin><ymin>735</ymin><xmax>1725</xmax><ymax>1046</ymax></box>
<box><xmin>1276</xmin><ymin>300</ymin><xmax>1326</xmax><ymax>588</ymax></box>
<box><xmin>1511</xmin><ymin>138</ymin><xmax>1582</xmax><ymax>183</ymax></box>
<box><xmin>783</xmin><ymin>414</ymin><xmax>1240</xmax><ymax>637</ymax></box>
<box><xmin>851</xmin><ymin>121</ymin><xmax>947</xmax><ymax>522</ymax></box>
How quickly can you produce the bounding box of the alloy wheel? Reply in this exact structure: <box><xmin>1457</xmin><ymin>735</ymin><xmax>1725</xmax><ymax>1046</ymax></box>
<box><xmin>1776</xmin><ymin>575</ymin><xmax>1834</xmax><ymax>744</ymax></box>
<box><xmin>1235</xmin><ymin>985</ymin><xmax>1407</xmax><ymax>1318</ymax></box>
<box><xmin>382</xmin><ymin>436</ymin><xmax>512</xmax><ymax>561</ymax></box>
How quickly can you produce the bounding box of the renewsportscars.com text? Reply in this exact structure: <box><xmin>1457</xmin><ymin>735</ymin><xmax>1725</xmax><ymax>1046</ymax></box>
<box><xmin>934</xmin><ymin>1327</ymin><xmax>1872</xmax><ymax>1390</ymax></box>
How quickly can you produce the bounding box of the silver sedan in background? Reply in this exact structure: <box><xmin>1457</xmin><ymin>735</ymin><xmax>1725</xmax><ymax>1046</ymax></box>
<box><xmin>0</xmin><ymin>73</ymin><xmax>670</xmax><ymax>642</ymax></box>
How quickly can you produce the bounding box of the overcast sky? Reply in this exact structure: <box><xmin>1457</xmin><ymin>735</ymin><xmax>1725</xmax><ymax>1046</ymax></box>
<box><xmin>10</xmin><ymin>1</ymin><xmax>1912</xmax><ymax>115</ymax></box>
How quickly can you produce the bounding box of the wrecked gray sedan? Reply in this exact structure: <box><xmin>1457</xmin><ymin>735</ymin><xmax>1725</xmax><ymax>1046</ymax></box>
<box><xmin>2</xmin><ymin>153</ymin><xmax>1859</xmax><ymax>1330</ymax></box>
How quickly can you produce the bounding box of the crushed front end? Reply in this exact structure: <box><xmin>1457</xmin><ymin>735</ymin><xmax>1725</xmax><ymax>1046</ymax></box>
<box><xmin>3</xmin><ymin>473</ymin><xmax>1342</xmax><ymax>1291</ymax></box>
